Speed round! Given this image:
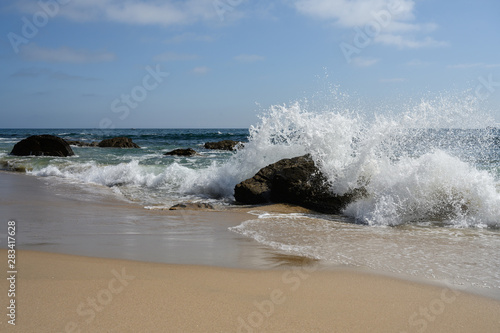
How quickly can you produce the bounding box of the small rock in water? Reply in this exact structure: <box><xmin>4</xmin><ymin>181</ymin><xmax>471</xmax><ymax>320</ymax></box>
<box><xmin>98</xmin><ymin>137</ymin><xmax>140</xmax><ymax>148</ymax></box>
<box><xmin>169</xmin><ymin>202</ymin><xmax>215</xmax><ymax>211</ymax></box>
<box><xmin>204</xmin><ymin>140</ymin><xmax>243</xmax><ymax>151</ymax></box>
<box><xmin>164</xmin><ymin>148</ymin><xmax>198</xmax><ymax>156</ymax></box>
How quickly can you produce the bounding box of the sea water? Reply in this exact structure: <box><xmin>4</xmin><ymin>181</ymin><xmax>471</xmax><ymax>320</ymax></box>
<box><xmin>1</xmin><ymin>89</ymin><xmax>499</xmax><ymax>295</ymax></box>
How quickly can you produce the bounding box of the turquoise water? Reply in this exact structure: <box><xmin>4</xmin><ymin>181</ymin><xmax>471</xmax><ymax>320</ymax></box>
<box><xmin>0</xmin><ymin>128</ymin><xmax>248</xmax><ymax>206</ymax></box>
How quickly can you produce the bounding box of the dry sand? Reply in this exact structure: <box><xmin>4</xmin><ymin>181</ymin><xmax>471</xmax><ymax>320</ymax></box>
<box><xmin>1</xmin><ymin>250</ymin><xmax>499</xmax><ymax>333</ymax></box>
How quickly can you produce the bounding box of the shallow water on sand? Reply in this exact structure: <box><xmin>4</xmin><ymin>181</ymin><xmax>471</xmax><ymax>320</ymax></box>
<box><xmin>0</xmin><ymin>172</ymin><xmax>277</xmax><ymax>269</ymax></box>
<box><xmin>231</xmin><ymin>211</ymin><xmax>500</xmax><ymax>299</ymax></box>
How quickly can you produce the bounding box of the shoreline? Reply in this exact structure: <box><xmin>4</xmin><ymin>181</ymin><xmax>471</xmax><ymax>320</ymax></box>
<box><xmin>1</xmin><ymin>249</ymin><xmax>500</xmax><ymax>332</ymax></box>
<box><xmin>2</xmin><ymin>170</ymin><xmax>500</xmax><ymax>299</ymax></box>
<box><xmin>0</xmin><ymin>170</ymin><xmax>331</xmax><ymax>270</ymax></box>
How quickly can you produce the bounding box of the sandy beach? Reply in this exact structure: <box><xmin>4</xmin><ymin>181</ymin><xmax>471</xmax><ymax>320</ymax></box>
<box><xmin>0</xmin><ymin>250</ymin><xmax>499</xmax><ymax>332</ymax></box>
<box><xmin>1</xmin><ymin>172</ymin><xmax>500</xmax><ymax>332</ymax></box>
<box><xmin>2</xmin><ymin>0</ymin><xmax>500</xmax><ymax>329</ymax></box>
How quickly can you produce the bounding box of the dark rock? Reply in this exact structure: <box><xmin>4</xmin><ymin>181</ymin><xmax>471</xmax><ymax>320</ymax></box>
<box><xmin>234</xmin><ymin>155</ymin><xmax>363</xmax><ymax>213</ymax></box>
<box><xmin>66</xmin><ymin>140</ymin><xmax>98</xmax><ymax>147</ymax></box>
<box><xmin>204</xmin><ymin>140</ymin><xmax>243</xmax><ymax>151</ymax></box>
<box><xmin>98</xmin><ymin>137</ymin><xmax>140</xmax><ymax>148</ymax></box>
<box><xmin>169</xmin><ymin>202</ymin><xmax>215</xmax><ymax>210</ymax></box>
<box><xmin>10</xmin><ymin>135</ymin><xmax>75</xmax><ymax>157</ymax></box>
<box><xmin>164</xmin><ymin>148</ymin><xmax>198</xmax><ymax>156</ymax></box>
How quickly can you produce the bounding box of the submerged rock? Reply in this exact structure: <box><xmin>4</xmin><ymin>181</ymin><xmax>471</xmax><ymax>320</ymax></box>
<box><xmin>164</xmin><ymin>148</ymin><xmax>198</xmax><ymax>156</ymax></box>
<box><xmin>169</xmin><ymin>202</ymin><xmax>215</xmax><ymax>210</ymax></box>
<box><xmin>98</xmin><ymin>137</ymin><xmax>140</xmax><ymax>148</ymax></box>
<box><xmin>204</xmin><ymin>140</ymin><xmax>243</xmax><ymax>151</ymax></box>
<box><xmin>10</xmin><ymin>135</ymin><xmax>75</xmax><ymax>157</ymax></box>
<box><xmin>234</xmin><ymin>154</ymin><xmax>363</xmax><ymax>213</ymax></box>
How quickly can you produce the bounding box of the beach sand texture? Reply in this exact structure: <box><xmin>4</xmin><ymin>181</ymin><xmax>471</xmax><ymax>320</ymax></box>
<box><xmin>1</xmin><ymin>250</ymin><xmax>500</xmax><ymax>332</ymax></box>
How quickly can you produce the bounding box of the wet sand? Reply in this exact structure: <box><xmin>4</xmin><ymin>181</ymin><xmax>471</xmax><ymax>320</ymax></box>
<box><xmin>0</xmin><ymin>171</ymin><xmax>330</xmax><ymax>269</ymax></box>
<box><xmin>0</xmin><ymin>171</ymin><xmax>273</xmax><ymax>268</ymax></box>
<box><xmin>1</xmin><ymin>172</ymin><xmax>500</xmax><ymax>332</ymax></box>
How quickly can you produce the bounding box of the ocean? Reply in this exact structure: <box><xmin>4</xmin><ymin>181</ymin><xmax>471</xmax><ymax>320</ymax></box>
<box><xmin>1</xmin><ymin>95</ymin><xmax>500</xmax><ymax>296</ymax></box>
<box><xmin>0</xmin><ymin>128</ymin><xmax>249</xmax><ymax>208</ymax></box>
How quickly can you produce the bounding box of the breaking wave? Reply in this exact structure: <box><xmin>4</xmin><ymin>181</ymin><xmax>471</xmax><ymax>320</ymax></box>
<box><xmin>7</xmin><ymin>89</ymin><xmax>500</xmax><ymax>227</ymax></box>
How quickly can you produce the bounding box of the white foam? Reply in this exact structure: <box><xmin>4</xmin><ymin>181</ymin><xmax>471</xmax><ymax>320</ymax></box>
<box><xmin>200</xmin><ymin>91</ymin><xmax>500</xmax><ymax>227</ymax></box>
<box><xmin>29</xmin><ymin>160</ymin><xmax>195</xmax><ymax>192</ymax></box>
<box><xmin>344</xmin><ymin>150</ymin><xmax>500</xmax><ymax>226</ymax></box>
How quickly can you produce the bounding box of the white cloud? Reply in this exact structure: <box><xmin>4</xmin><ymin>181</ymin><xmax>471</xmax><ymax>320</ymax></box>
<box><xmin>383</xmin><ymin>22</ymin><xmax>438</xmax><ymax>34</ymax></box>
<box><xmin>294</xmin><ymin>0</ymin><xmax>447</xmax><ymax>49</ymax></box>
<box><xmin>14</xmin><ymin>0</ymin><xmax>230</xmax><ymax>26</ymax></box>
<box><xmin>351</xmin><ymin>56</ymin><xmax>379</xmax><ymax>67</ymax></box>
<box><xmin>234</xmin><ymin>54</ymin><xmax>265</xmax><ymax>63</ymax></box>
<box><xmin>191</xmin><ymin>66</ymin><xmax>210</xmax><ymax>75</ymax></box>
<box><xmin>295</xmin><ymin>0</ymin><xmax>415</xmax><ymax>27</ymax></box>
<box><xmin>153</xmin><ymin>52</ymin><xmax>198</xmax><ymax>62</ymax></box>
<box><xmin>375</xmin><ymin>35</ymin><xmax>449</xmax><ymax>48</ymax></box>
<box><xmin>20</xmin><ymin>44</ymin><xmax>115</xmax><ymax>63</ymax></box>
<box><xmin>104</xmin><ymin>1</ymin><xmax>189</xmax><ymax>25</ymax></box>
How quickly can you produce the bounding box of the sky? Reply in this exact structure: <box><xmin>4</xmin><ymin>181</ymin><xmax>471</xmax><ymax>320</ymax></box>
<box><xmin>0</xmin><ymin>0</ymin><xmax>499</xmax><ymax>128</ymax></box>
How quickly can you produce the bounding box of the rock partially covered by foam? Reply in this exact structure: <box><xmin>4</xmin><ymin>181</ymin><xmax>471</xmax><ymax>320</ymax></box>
<box><xmin>234</xmin><ymin>154</ymin><xmax>363</xmax><ymax>213</ymax></box>
<box><xmin>10</xmin><ymin>135</ymin><xmax>75</xmax><ymax>157</ymax></box>
<box><xmin>98</xmin><ymin>137</ymin><xmax>140</xmax><ymax>148</ymax></box>
<box><xmin>204</xmin><ymin>140</ymin><xmax>243</xmax><ymax>151</ymax></box>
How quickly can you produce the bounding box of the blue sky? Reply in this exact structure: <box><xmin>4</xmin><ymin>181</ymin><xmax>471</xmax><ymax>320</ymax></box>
<box><xmin>1</xmin><ymin>0</ymin><xmax>499</xmax><ymax>128</ymax></box>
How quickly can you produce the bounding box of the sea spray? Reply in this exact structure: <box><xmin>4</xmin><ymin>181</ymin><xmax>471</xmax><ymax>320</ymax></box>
<box><xmin>181</xmin><ymin>102</ymin><xmax>343</xmax><ymax>197</ymax></box>
<box><xmin>343</xmin><ymin>150</ymin><xmax>500</xmax><ymax>226</ymax></box>
<box><xmin>200</xmin><ymin>90</ymin><xmax>500</xmax><ymax>227</ymax></box>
